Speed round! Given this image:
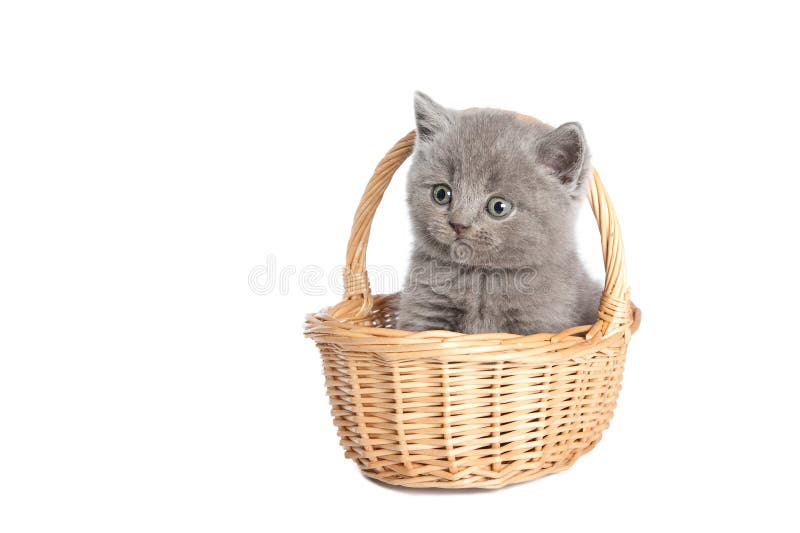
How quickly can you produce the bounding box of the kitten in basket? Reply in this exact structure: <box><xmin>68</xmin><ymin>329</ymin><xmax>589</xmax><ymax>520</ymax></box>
<box><xmin>396</xmin><ymin>92</ymin><xmax>601</xmax><ymax>335</ymax></box>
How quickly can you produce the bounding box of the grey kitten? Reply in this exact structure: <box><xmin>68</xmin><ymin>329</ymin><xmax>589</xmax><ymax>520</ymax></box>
<box><xmin>396</xmin><ymin>92</ymin><xmax>601</xmax><ymax>335</ymax></box>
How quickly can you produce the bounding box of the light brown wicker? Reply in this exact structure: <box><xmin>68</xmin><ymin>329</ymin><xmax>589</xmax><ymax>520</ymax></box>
<box><xmin>305</xmin><ymin>123</ymin><xmax>641</xmax><ymax>489</ymax></box>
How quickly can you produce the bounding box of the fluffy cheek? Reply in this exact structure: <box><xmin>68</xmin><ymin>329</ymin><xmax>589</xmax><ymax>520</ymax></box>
<box><xmin>410</xmin><ymin>193</ymin><xmax>450</xmax><ymax>244</ymax></box>
<box><xmin>468</xmin><ymin>226</ymin><xmax>500</xmax><ymax>252</ymax></box>
<box><xmin>505</xmin><ymin>217</ymin><xmax>546</xmax><ymax>262</ymax></box>
<box><xmin>470</xmin><ymin>217</ymin><xmax>533</xmax><ymax>267</ymax></box>
<box><xmin>426</xmin><ymin>216</ymin><xmax>452</xmax><ymax>243</ymax></box>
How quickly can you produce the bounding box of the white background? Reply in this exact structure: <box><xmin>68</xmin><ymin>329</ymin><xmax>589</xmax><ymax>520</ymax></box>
<box><xmin>1</xmin><ymin>2</ymin><xmax>798</xmax><ymax>532</ymax></box>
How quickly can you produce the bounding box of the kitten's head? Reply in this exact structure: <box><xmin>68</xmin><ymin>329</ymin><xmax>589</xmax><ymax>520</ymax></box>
<box><xmin>407</xmin><ymin>92</ymin><xmax>592</xmax><ymax>269</ymax></box>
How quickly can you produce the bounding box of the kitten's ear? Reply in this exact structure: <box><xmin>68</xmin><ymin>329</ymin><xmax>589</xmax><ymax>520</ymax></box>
<box><xmin>413</xmin><ymin>91</ymin><xmax>451</xmax><ymax>144</ymax></box>
<box><xmin>535</xmin><ymin>122</ymin><xmax>589</xmax><ymax>192</ymax></box>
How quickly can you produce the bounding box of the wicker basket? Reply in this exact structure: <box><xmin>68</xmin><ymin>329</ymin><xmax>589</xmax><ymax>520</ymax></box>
<box><xmin>305</xmin><ymin>125</ymin><xmax>641</xmax><ymax>489</ymax></box>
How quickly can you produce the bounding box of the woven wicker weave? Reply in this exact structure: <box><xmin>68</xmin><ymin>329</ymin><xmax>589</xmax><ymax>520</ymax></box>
<box><xmin>305</xmin><ymin>124</ymin><xmax>640</xmax><ymax>489</ymax></box>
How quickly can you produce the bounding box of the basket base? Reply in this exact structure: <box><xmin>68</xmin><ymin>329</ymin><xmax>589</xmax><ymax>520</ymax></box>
<box><xmin>354</xmin><ymin>435</ymin><xmax>602</xmax><ymax>489</ymax></box>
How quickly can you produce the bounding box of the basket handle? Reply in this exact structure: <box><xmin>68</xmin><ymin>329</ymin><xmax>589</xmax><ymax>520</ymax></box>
<box><xmin>341</xmin><ymin>129</ymin><xmax>631</xmax><ymax>336</ymax></box>
<box><xmin>342</xmin><ymin>131</ymin><xmax>416</xmax><ymax>318</ymax></box>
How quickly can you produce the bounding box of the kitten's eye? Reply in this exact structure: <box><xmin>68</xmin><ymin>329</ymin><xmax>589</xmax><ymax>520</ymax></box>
<box><xmin>487</xmin><ymin>197</ymin><xmax>512</xmax><ymax>217</ymax></box>
<box><xmin>432</xmin><ymin>184</ymin><xmax>452</xmax><ymax>205</ymax></box>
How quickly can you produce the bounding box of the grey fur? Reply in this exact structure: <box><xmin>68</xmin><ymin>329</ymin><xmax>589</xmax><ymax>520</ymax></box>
<box><xmin>396</xmin><ymin>92</ymin><xmax>601</xmax><ymax>335</ymax></box>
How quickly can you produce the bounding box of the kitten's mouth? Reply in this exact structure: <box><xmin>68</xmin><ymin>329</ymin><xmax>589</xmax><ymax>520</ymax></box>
<box><xmin>449</xmin><ymin>240</ymin><xmax>474</xmax><ymax>262</ymax></box>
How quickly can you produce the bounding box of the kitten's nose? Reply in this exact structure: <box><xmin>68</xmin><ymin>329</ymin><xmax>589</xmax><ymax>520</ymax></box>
<box><xmin>449</xmin><ymin>222</ymin><xmax>470</xmax><ymax>237</ymax></box>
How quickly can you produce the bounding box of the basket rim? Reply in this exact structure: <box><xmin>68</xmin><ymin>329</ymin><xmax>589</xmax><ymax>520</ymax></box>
<box><xmin>304</xmin><ymin>294</ymin><xmax>640</xmax><ymax>364</ymax></box>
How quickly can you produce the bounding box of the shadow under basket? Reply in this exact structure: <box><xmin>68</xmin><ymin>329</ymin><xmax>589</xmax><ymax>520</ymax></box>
<box><xmin>305</xmin><ymin>125</ymin><xmax>641</xmax><ymax>489</ymax></box>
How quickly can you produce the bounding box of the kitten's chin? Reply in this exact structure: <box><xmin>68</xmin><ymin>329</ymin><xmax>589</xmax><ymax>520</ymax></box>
<box><xmin>449</xmin><ymin>240</ymin><xmax>475</xmax><ymax>264</ymax></box>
